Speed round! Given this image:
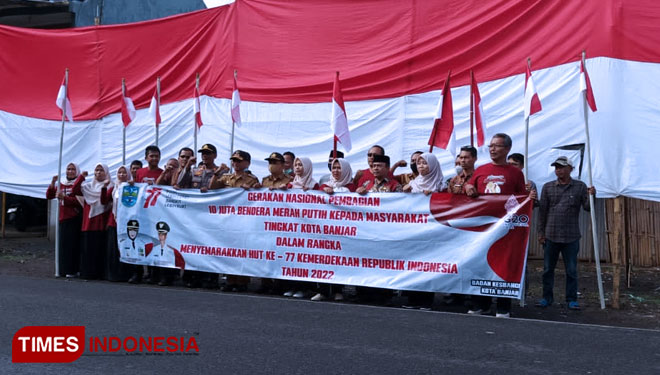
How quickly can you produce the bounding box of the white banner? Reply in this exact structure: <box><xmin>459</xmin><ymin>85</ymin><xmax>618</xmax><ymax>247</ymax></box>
<box><xmin>117</xmin><ymin>184</ymin><xmax>533</xmax><ymax>298</ymax></box>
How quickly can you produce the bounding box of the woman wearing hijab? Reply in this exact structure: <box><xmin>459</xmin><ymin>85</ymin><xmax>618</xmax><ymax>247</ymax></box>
<box><xmin>310</xmin><ymin>158</ymin><xmax>355</xmax><ymax>301</ymax></box>
<box><xmin>100</xmin><ymin>165</ymin><xmax>132</xmax><ymax>282</ymax></box>
<box><xmin>73</xmin><ymin>163</ymin><xmax>113</xmax><ymax>280</ymax></box>
<box><xmin>404</xmin><ymin>152</ymin><xmax>445</xmax><ymax>194</ymax></box>
<box><xmin>280</xmin><ymin>157</ymin><xmax>320</xmax><ymax>298</ymax></box>
<box><xmin>320</xmin><ymin>158</ymin><xmax>356</xmax><ymax>193</ymax></box>
<box><xmin>46</xmin><ymin>162</ymin><xmax>83</xmax><ymax>278</ymax></box>
<box><xmin>402</xmin><ymin>153</ymin><xmax>443</xmax><ymax>310</ymax></box>
<box><xmin>288</xmin><ymin>157</ymin><xmax>319</xmax><ymax>191</ymax></box>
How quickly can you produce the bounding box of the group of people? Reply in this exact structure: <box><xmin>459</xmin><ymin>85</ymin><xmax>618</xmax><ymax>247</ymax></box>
<box><xmin>47</xmin><ymin>132</ymin><xmax>595</xmax><ymax>317</ymax></box>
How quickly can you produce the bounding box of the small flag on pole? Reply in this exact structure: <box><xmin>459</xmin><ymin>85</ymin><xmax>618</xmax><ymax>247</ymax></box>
<box><xmin>428</xmin><ymin>71</ymin><xmax>454</xmax><ymax>153</ymax></box>
<box><xmin>471</xmin><ymin>74</ymin><xmax>487</xmax><ymax>147</ymax></box>
<box><xmin>231</xmin><ymin>75</ymin><xmax>242</xmax><ymax>126</ymax></box>
<box><xmin>193</xmin><ymin>85</ymin><xmax>203</xmax><ymax>128</ymax></box>
<box><xmin>121</xmin><ymin>82</ymin><xmax>136</xmax><ymax>127</ymax></box>
<box><xmin>56</xmin><ymin>75</ymin><xmax>73</xmax><ymax>122</ymax></box>
<box><xmin>148</xmin><ymin>85</ymin><xmax>161</xmax><ymax>127</ymax></box>
<box><xmin>524</xmin><ymin>63</ymin><xmax>542</xmax><ymax>120</ymax></box>
<box><xmin>331</xmin><ymin>71</ymin><xmax>351</xmax><ymax>151</ymax></box>
<box><xmin>580</xmin><ymin>59</ymin><xmax>597</xmax><ymax>112</ymax></box>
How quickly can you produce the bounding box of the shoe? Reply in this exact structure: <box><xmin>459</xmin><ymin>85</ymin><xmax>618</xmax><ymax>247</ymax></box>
<box><xmin>283</xmin><ymin>290</ymin><xmax>294</xmax><ymax>297</ymax></box>
<box><xmin>495</xmin><ymin>312</ymin><xmax>511</xmax><ymax>318</ymax></box>
<box><xmin>310</xmin><ymin>293</ymin><xmax>325</xmax><ymax>301</ymax></box>
<box><xmin>292</xmin><ymin>291</ymin><xmax>305</xmax><ymax>298</ymax></box>
<box><xmin>419</xmin><ymin>306</ymin><xmax>432</xmax><ymax>311</ymax></box>
<box><xmin>568</xmin><ymin>301</ymin><xmax>581</xmax><ymax>310</ymax></box>
<box><xmin>402</xmin><ymin>305</ymin><xmax>420</xmax><ymax>310</ymax></box>
<box><xmin>65</xmin><ymin>274</ymin><xmax>77</xmax><ymax>278</ymax></box>
<box><xmin>467</xmin><ymin>308</ymin><xmax>483</xmax><ymax>315</ymax></box>
<box><xmin>128</xmin><ymin>274</ymin><xmax>141</xmax><ymax>284</ymax></box>
<box><xmin>333</xmin><ymin>293</ymin><xmax>344</xmax><ymax>301</ymax></box>
<box><xmin>535</xmin><ymin>299</ymin><xmax>550</xmax><ymax>308</ymax></box>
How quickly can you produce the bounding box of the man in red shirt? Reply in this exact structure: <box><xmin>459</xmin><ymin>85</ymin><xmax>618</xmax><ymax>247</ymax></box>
<box><xmin>128</xmin><ymin>145</ymin><xmax>163</xmax><ymax>284</ymax></box>
<box><xmin>135</xmin><ymin>145</ymin><xmax>163</xmax><ymax>185</ymax></box>
<box><xmin>464</xmin><ymin>133</ymin><xmax>536</xmax><ymax>318</ymax></box>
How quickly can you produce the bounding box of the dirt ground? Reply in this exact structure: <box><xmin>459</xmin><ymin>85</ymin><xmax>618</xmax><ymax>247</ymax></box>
<box><xmin>1</xmin><ymin>228</ymin><xmax>658</xmax><ymax>330</ymax></box>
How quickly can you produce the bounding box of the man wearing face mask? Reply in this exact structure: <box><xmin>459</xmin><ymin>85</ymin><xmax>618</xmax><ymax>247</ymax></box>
<box><xmin>260</xmin><ymin>152</ymin><xmax>292</xmax><ymax>190</ymax></box>
<box><xmin>319</xmin><ymin>150</ymin><xmax>345</xmax><ymax>185</ymax></box>
<box><xmin>283</xmin><ymin>151</ymin><xmax>295</xmax><ymax>178</ymax></box>
<box><xmin>391</xmin><ymin>151</ymin><xmax>423</xmax><ymax>186</ymax></box>
<box><xmin>448</xmin><ymin>146</ymin><xmax>477</xmax><ymax>194</ymax></box>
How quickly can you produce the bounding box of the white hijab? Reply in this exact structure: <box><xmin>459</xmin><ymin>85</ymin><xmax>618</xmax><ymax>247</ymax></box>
<box><xmin>112</xmin><ymin>165</ymin><xmax>132</xmax><ymax>218</ymax></box>
<box><xmin>290</xmin><ymin>157</ymin><xmax>318</xmax><ymax>189</ymax></box>
<box><xmin>60</xmin><ymin>162</ymin><xmax>81</xmax><ymax>186</ymax></box>
<box><xmin>81</xmin><ymin>163</ymin><xmax>113</xmax><ymax>218</ymax></box>
<box><xmin>327</xmin><ymin>158</ymin><xmax>353</xmax><ymax>192</ymax></box>
<box><xmin>409</xmin><ymin>153</ymin><xmax>444</xmax><ymax>193</ymax></box>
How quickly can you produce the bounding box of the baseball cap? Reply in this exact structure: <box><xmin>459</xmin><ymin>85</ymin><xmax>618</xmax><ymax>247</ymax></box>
<box><xmin>265</xmin><ymin>152</ymin><xmax>285</xmax><ymax>163</ymax></box>
<box><xmin>198</xmin><ymin>144</ymin><xmax>217</xmax><ymax>154</ymax></box>
<box><xmin>230</xmin><ymin>150</ymin><xmax>251</xmax><ymax>162</ymax></box>
<box><xmin>551</xmin><ymin>156</ymin><xmax>573</xmax><ymax>168</ymax></box>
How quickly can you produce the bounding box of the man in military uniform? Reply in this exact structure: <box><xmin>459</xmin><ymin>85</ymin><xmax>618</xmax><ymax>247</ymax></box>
<box><xmin>176</xmin><ymin>144</ymin><xmax>229</xmax><ymax>192</ymax></box>
<box><xmin>356</xmin><ymin>154</ymin><xmax>402</xmax><ymax>194</ymax></box>
<box><xmin>259</xmin><ymin>152</ymin><xmax>292</xmax><ymax>190</ymax></box>
<box><xmin>209</xmin><ymin>150</ymin><xmax>259</xmax><ymax>190</ymax></box>
<box><xmin>208</xmin><ymin>150</ymin><xmax>258</xmax><ymax>291</ymax></box>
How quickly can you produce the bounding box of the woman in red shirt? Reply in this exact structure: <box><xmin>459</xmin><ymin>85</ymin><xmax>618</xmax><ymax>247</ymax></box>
<box><xmin>46</xmin><ymin>162</ymin><xmax>83</xmax><ymax>278</ymax></box>
<box><xmin>73</xmin><ymin>163</ymin><xmax>112</xmax><ymax>280</ymax></box>
<box><xmin>101</xmin><ymin>165</ymin><xmax>132</xmax><ymax>282</ymax></box>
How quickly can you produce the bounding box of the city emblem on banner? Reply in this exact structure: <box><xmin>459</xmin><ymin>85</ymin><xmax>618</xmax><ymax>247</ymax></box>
<box><xmin>121</xmin><ymin>185</ymin><xmax>139</xmax><ymax>207</ymax></box>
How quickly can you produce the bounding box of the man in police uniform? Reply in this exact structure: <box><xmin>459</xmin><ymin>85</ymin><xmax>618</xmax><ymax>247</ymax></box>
<box><xmin>260</xmin><ymin>152</ymin><xmax>292</xmax><ymax>190</ymax></box>
<box><xmin>209</xmin><ymin>150</ymin><xmax>259</xmax><ymax>190</ymax></box>
<box><xmin>356</xmin><ymin>154</ymin><xmax>402</xmax><ymax>194</ymax></box>
<box><xmin>176</xmin><ymin>143</ymin><xmax>229</xmax><ymax>192</ymax></box>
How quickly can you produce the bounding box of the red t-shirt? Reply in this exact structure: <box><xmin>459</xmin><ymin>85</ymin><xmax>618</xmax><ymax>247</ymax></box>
<box><xmin>468</xmin><ymin>163</ymin><xmax>526</xmax><ymax>195</ymax></box>
<box><xmin>136</xmin><ymin>167</ymin><xmax>163</xmax><ymax>184</ymax></box>
<box><xmin>46</xmin><ymin>182</ymin><xmax>82</xmax><ymax>221</ymax></box>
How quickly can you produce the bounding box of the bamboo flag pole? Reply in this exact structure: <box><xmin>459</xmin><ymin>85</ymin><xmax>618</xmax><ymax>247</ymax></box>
<box><xmin>230</xmin><ymin>70</ymin><xmax>237</xmax><ymax>157</ymax></box>
<box><xmin>523</xmin><ymin>58</ymin><xmax>531</xmax><ymax>183</ymax></box>
<box><xmin>54</xmin><ymin>68</ymin><xmax>69</xmax><ymax>277</ymax></box>
<box><xmin>194</xmin><ymin>73</ymin><xmax>200</xmax><ymax>153</ymax></box>
<box><xmin>581</xmin><ymin>50</ymin><xmax>606</xmax><ymax>309</ymax></box>
<box><xmin>121</xmin><ymin>78</ymin><xmax>127</xmax><ymax>166</ymax></box>
<box><xmin>156</xmin><ymin>76</ymin><xmax>161</xmax><ymax>146</ymax></box>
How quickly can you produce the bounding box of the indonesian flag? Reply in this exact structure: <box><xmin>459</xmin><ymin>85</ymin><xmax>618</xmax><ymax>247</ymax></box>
<box><xmin>331</xmin><ymin>72</ymin><xmax>351</xmax><ymax>151</ymax></box>
<box><xmin>148</xmin><ymin>86</ymin><xmax>161</xmax><ymax>127</ymax></box>
<box><xmin>55</xmin><ymin>75</ymin><xmax>73</xmax><ymax>122</ymax></box>
<box><xmin>471</xmin><ymin>74</ymin><xmax>487</xmax><ymax>147</ymax></box>
<box><xmin>524</xmin><ymin>63</ymin><xmax>542</xmax><ymax>120</ymax></box>
<box><xmin>194</xmin><ymin>86</ymin><xmax>203</xmax><ymax>128</ymax></box>
<box><xmin>231</xmin><ymin>76</ymin><xmax>241</xmax><ymax>126</ymax></box>
<box><xmin>580</xmin><ymin>60</ymin><xmax>597</xmax><ymax>112</ymax></box>
<box><xmin>121</xmin><ymin>84</ymin><xmax>136</xmax><ymax>127</ymax></box>
<box><xmin>428</xmin><ymin>71</ymin><xmax>454</xmax><ymax>153</ymax></box>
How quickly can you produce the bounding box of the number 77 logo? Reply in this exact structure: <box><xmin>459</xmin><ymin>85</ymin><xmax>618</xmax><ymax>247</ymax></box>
<box><xmin>143</xmin><ymin>187</ymin><xmax>162</xmax><ymax>208</ymax></box>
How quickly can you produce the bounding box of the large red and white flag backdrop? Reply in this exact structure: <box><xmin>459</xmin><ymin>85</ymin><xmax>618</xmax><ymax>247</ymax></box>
<box><xmin>0</xmin><ymin>0</ymin><xmax>659</xmax><ymax>201</ymax></box>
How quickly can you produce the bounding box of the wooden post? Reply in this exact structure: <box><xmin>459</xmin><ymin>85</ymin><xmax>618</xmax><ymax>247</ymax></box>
<box><xmin>611</xmin><ymin>196</ymin><xmax>625</xmax><ymax>309</ymax></box>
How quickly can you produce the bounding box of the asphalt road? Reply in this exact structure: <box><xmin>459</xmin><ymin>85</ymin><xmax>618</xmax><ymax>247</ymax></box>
<box><xmin>1</xmin><ymin>275</ymin><xmax>658</xmax><ymax>375</ymax></box>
